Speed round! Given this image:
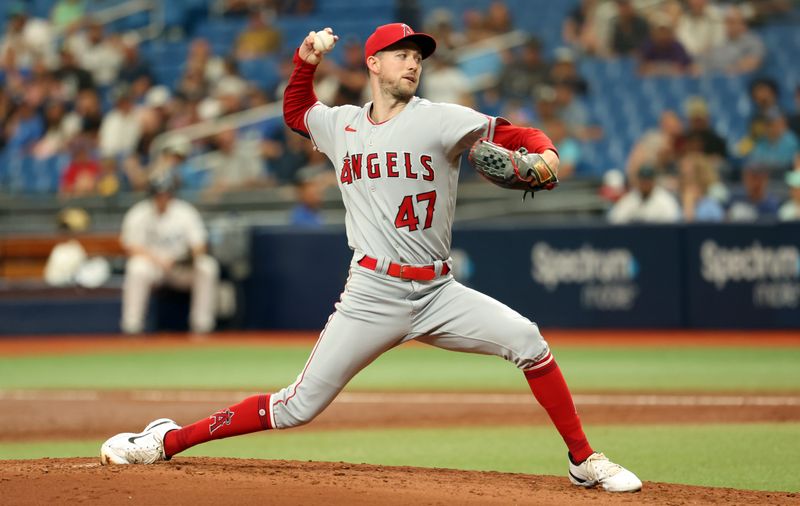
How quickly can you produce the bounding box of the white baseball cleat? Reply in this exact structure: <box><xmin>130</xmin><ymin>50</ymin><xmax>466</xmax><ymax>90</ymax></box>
<box><xmin>568</xmin><ymin>452</ymin><xmax>642</xmax><ymax>492</ymax></box>
<box><xmin>100</xmin><ymin>418</ymin><xmax>180</xmax><ymax>465</ymax></box>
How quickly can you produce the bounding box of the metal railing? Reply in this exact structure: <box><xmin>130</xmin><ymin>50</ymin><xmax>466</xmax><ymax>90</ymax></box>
<box><xmin>55</xmin><ymin>0</ymin><xmax>164</xmax><ymax>41</ymax></box>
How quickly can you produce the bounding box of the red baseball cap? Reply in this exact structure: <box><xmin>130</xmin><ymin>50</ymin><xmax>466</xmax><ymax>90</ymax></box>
<box><xmin>364</xmin><ymin>23</ymin><xmax>437</xmax><ymax>62</ymax></box>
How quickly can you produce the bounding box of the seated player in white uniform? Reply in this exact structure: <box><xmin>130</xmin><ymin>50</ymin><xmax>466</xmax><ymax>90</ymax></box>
<box><xmin>119</xmin><ymin>171</ymin><xmax>219</xmax><ymax>335</ymax></box>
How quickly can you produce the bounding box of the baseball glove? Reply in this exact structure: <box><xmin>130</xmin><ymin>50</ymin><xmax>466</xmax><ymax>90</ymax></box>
<box><xmin>468</xmin><ymin>138</ymin><xmax>559</xmax><ymax>196</ymax></box>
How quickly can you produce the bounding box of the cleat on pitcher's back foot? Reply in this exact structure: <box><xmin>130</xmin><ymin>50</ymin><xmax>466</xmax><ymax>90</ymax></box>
<box><xmin>100</xmin><ymin>418</ymin><xmax>180</xmax><ymax>465</ymax></box>
<box><xmin>568</xmin><ymin>452</ymin><xmax>642</xmax><ymax>492</ymax></box>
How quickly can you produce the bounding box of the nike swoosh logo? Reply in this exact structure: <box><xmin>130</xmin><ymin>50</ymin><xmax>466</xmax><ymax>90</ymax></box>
<box><xmin>127</xmin><ymin>420</ymin><xmax>173</xmax><ymax>443</ymax></box>
<box><xmin>147</xmin><ymin>420</ymin><xmax>172</xmax><ymax>431</ymax></box>
<box><xmin>569</xmin><ymin>470</ymin><xmax>587</xmax><ymax>483</ymax></box>
<box><xmin>345</xmin><ymin>125</ymin><xmax>357</xmax><ymax>132</ymax></box>
<box><xmin>128</xmin><ymin>433</ymin><xmax>152</xmax><ymax>444</ymax></box>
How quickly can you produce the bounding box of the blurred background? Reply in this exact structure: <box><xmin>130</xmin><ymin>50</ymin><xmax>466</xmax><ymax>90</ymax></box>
<box><xmin>0</xmin><ymin>0</ymin><xmax>798</xmax><ymax>334</ymax></box>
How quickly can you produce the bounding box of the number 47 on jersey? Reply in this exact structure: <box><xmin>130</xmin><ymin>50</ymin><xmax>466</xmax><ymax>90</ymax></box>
<box><xmin>394</xmin><ymin>190</ymin><xmax>436</xmax><ymax>231</ymax></box>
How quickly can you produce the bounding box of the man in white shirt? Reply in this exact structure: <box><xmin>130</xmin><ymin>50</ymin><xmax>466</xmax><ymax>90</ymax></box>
<box><xmin>676</xmin><ymin>0</ymin><xmax>725</xmax><ymax>59</ymax></box>
<box><xmin>608</xmin><ymin>165</ymin><xmax>681</xmax><ymax>223</ymax></box>
<box><xmin>98</xmin><ymin>88</ymin><xmax>141</xmax><ymax>159</ymax></box>
<box><xmin>120</xmin><ymin>172</ymin><xmax>219</xmax><ymax>334</ymax></box>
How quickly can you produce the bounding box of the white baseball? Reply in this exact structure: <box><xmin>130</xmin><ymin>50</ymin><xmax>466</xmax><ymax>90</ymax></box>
<box><xmin>313</xmin><ymin>30</ymin><xmax>336</xmax><ymax>53</ymax></box>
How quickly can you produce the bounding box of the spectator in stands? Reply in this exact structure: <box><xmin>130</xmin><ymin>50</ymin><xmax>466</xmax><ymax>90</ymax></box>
<box><xmin>25</xmin><ymin>60</ymin><xmax>55</xmax><ymax>109</ymax></box>
<box><xmin>788</xmin><ymin>85</ymin><xmax>800</xmax><ymax>141</ymax></box>
<box><xmin>497</xmin><ymin>38</ymin><xmax>549</xmax><ymax>103</ymax></box>
<box><xmin>542</xmin><ymin>117</ymin><xmax>581</xmax><ymax>179</ymax></box>
<box><xmin>737</xmin><ymin>77</ymin><xmax>782</xmax><ymax>157</ymax></box>
<box><xmin>484</xmin><ymin>1</ymin><xmax>513</xmax><ymax>36</ymax></box>
<box><xmin>60</xmin><ymin>135</ymin><xmax>100</xmax><ymax>197</ymax></box>
<box><xmin>626</xmin><ymin>110</ymin><xmax>685</xmax><ymax>186</ymax></box>
<box><xmin>675</xmin><ymin>0</ymin><xmax>725</xmax><ymax>60</ymax></box>
<box><xmin>98</xmin><ymin>87</ymin><xmax>141</xmax><ymax>159</ymax></box>
<box><xmin>235</xmin><ymin>9</ymin><xmax>281</xmax><ymax>61</ymax></box>
<box><xmin>124</xmin><ymin>95</ymin><xmax>168</xmax><ymax>180</ymax></box>
<box><xmin>186</xmin><ymin>38</ymin><xmax>226</xmax><ymax>86</ymax></box>
<box><xmin>678</xmin><ymin>154</ymin><xmax>725</xmax><ymax>222</ymax></box>
<box><xmin>553</xmin><ymin>81</ymin><xmax>601</xmax><ymax>141</ymax></box>
<box><xmin>532</xmin><ymin>85</ymin><xmax>558</xmax><ymax>125</ymax></box>
<box><xmin>727</xmin><ymin>0</ymin><xmax>794</xmax><ymax>26</ymax></box>
<box><xmin>67</xmin><ymin>21</ymin><xmax>124</xmax><ymax>87</ymax></box>
<box><xmin>638</xmin><ymin>15</ymin><xmax>692</xmax><ymax>77</ymax></box>
<box><xmin>696</xmin><ymin>6</ymin><xmax>765</xmax><ymax>75</ymax></box>
<box><xmin>462</xmin><ymin>9</ymin><xmax>492</xmax><ymax>43</ymax></box>
<box><xmin>747</xmin><ymin>108</ymin><xmax>800</xmax><ymax>172</ymax></box>
<box><xmin>120</xmin><ymin>170</ymin><xmax>219</xmax><ymax>335</ymax></box>
<box><xmin>290</xmin><ymin>167</ymin><xmax>329</xmax><ymax>227</ymax></box>
<box><xmin>420</xmin><ymin>54</ymin><xmax>470</xmax><ymax>105</ymax></box>
<box><xmin>682</xmin><ymin>96</ymin><xmax>728</xmax><ymax>159</ymax></box>
<box><xmin>4</xmin><ymin>98</ymin><xmax>44</xmax><ymax>154</ymax></box>
<box><xmin>205</xmin><ymin>129</ymin><xmax>271</xmax><ymax>197</ymax></box>
<box><xmin>563</xmin><ymin>0</ymin><xmax>602</xmax><ymax>56</ymax></box>
<box><xmin>176</xmin><ymin>67</ymin><xmax>209</xmax><ymax>103</ymax></box>
<box><xmin>62</xmin><ymin>88</ymin><xmax>103</xmax><ymax>140</ymax></box>
<box><xmin>727</xmin><ymin>162</ymin><xmax>780</xmax><ymax>221</ymax></box>
<box><xmin>125</xmin><ymin>134</ymin><xmax>199</xmax><ymax>193</ymax></box>
<box><xmin>608</xmin><ymin>164</ymin><xmax>682</xmax><ymax>223</ymax></box>
<box><xmin>50</xmin><ymin>0</ymin><xmax>86</xmax><ymax>32</ymax></box>
<box><xmin>31</xmin><ymin>100</ymin><xmax>69</xmax><ymax>160</ymax></box>
<box><xmin>329</xmin><ymin>38</ymin><xmax>369</xmax><ymax>106</ymax></box>
<box><xmin>610</xmin><ymin>0</ymin><xmax>650</xmax><ymax>57</ymax></box>
<box><xmin>423</xmin><ymin>9</ymin><xmax>465</xmax><ymax>58</ymax></box>
<box><xmin>118</xmin><ymin>37</ymin><xmax>153</xmax><ymax>88</ymax></box>
<box><xmin>548</xmin><ymin>47</ymin><xmax>588</xmax><ymax>96</ymax></box>
<box><xmin>778</xmin><ymin>170</ymin><xmax>800</xmax><ymax>221</ymax></box>
<box><xmin>267</xmin><ymin>124</ymin><xmax>311</xmax><ymax>184</ymax></box>
<box><xmin>213</xmin><ymin>59</ymin><xmax>249</xmax><ymax>113</ymax></box>
<box><xmin>52</xmin><ymin>48</ymin><xmax>94</xmax><ymax>102</ymax></box>
<box><xmin>0</xmin><ymin>4</ymin><xmax>56</xmax><ymax>71</ymax></box>
<box><xmin>165</xmin><ymin>137</ymin><xmax>207</xmax><ymax>195</ymax></box>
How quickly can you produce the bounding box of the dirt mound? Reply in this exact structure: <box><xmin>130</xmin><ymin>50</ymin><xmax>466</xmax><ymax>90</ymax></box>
<box><xmin>1</xmin><ymin>458</ymin><xmax>796</xmax><ymax>506</ymax></box>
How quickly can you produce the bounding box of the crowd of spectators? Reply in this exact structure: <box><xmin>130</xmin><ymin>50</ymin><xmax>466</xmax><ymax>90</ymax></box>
<box><xmin>0</xmin><ymin>0</ymin><xmax>799</xmax><ymax>225</ymax></box>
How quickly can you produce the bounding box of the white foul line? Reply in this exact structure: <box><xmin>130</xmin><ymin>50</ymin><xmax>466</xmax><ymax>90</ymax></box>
<box><xmin>0</xmin><ymin>390</ymin><xmax>798</xmax><ymax>407</ymax></box>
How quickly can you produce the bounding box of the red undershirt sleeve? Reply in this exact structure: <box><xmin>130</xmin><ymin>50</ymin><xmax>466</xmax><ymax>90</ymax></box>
<box><xmin>492</xmin><ymin>123</ymin><xmax>559</xmax><ymax>158</ymax></box>
<box><xmin>283</xmin><ymin>49</ymin><xmax>319</xmax><ymax>137</ymax></box>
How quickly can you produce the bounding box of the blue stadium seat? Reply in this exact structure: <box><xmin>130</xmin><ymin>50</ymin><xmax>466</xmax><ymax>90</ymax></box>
<box><xmin>239</xmin><ymin>56</ymin><xmax>282</xmax><ymax>92</ymax></box>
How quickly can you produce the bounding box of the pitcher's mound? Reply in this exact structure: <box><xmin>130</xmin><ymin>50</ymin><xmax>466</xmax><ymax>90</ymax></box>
<box><xmin>1</xmin><ymin>458</ymin><xmax>796</xmax><ymax>505</ymax></box>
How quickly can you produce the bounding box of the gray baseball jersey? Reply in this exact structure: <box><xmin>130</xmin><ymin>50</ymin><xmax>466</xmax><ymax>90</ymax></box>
<box><xmin>305</xmin><ymin>96</ymin><xmax>504</xmax><ymax>265</ymax></box>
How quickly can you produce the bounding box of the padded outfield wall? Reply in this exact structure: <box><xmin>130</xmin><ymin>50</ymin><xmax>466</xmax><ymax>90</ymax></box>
<box><xmin>244</xmin><ymin>223</ymin><xmax>800</xmax><ymax>330</ymax></box>
<box><xmin>1</xmin><ymin>223</ymin><xmax>799</xmax><ymax>334</ymax></box>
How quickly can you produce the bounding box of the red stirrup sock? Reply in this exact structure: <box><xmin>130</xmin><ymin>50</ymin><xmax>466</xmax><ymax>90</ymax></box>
<box><xmin>163</xmin><ymin>394</ymin><xmax>272</xmax><ymax>458</ymax></box>
<box><xmin>524</xmin><ymin>352</ymin><xmax>593</xmax><ymax>463</ymax></box>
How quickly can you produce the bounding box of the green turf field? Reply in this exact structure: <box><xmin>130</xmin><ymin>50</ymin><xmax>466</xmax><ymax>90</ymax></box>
<box><xmin>0</xmin><ymin>344</ymin><xmax>798</xmax><ymax>392</ymax></box>
<box><xmin>1</xmin><ymin>342</ymin><xmax>798</xmax><ymax>492</ymax></box>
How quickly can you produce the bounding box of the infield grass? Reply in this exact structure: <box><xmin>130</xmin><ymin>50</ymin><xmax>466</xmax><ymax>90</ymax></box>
<box><xmin>1</xmin><ymin>423</ymin><xmax>797</xmax><ymax>492</ymax></box>
<box><xmin>0</xmin><ymin>345</ymin><xmax>798</xmax><ymax>392</ymax></box>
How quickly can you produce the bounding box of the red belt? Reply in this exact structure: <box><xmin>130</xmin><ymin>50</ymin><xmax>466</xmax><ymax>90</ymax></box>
<box><xmin>358</xmin><ymin>255</ymin><xmax>450</xmax><ymax>281</ymax></box>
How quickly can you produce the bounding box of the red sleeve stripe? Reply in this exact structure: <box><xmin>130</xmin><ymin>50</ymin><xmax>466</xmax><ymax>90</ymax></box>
<box><xmin>523</xmin><ymin>351</ymin><xmax>556</xmax><ymax>379</ymax></box>
<box><xmin>259</xmin><ymin>394</ymin><xmax>272</xmax><ymax>430</ymax></box>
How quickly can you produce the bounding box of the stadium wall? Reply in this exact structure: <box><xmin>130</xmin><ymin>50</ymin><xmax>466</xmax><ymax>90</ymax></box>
<box><xmin>2</xmin><ymin>223</ymin><xmax>799</xmax><ymax>334</ymax></box>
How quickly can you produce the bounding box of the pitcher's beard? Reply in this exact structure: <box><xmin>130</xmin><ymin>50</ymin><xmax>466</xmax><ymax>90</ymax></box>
<box><xmin>379</xmin><ymin>78</ymin><xmax>416</xmax><ymax>103</ymax></box>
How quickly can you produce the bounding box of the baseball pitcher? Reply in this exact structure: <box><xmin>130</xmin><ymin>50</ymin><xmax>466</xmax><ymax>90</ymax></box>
<box><xmin>101</xmin><ymin>24</ymin><xmax>641</xmax><ymax>493</ymax></box>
